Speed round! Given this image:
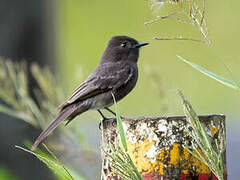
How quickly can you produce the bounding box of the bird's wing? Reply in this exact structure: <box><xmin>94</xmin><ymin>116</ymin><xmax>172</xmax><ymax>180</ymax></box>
<box><xmin>31</xmin><ymin>63</ymin><xmax>135</xmax><ymax>151</ymax></box>
<box><xmin>58</xmin><ymin>62</ymin><xmax>134</xmax><ymax>110</ymax></box>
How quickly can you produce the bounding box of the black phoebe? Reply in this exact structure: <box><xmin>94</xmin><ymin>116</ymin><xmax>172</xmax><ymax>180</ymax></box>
<box><xmin>31</xmin><ymin>36</ymin><xmax>148</xmax><ymax>151</ymax></box>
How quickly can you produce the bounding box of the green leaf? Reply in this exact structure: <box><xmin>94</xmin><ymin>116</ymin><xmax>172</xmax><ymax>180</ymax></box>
<box><xmin>177</xmin><ymin>90</ymin><xmax>225</xmax><ymax>180</ymax></box>
<box><xmin>16</xmin><ymin>144</ymin><xmax>85</xmax><ymax>180</ymax></box>
<box><xmin>127</xmin><ymin>154</ymin><xmax>144</xmax><ymax>180</ymax></box>
<box><xmin>177</xmin><ymin>55</ymin><xmax>240</xmax><ymax>90</ymax></box>
<box><xmin>111</xmin><ymin>93</ymin><xmax>128</xmax><ymax>152</ymax></box>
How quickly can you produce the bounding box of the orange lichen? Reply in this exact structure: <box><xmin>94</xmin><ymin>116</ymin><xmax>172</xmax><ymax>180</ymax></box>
<box><xmin>210</xmin><ymin>126</ymin><xmax>219</xmax><ymax>136</ymax></box>
<box><xmin>169</xmin><ymin>143</ymin><xmax>180</xmax><ymax>165</ymax></box>
<box><xmin>126</xmin><ymin>139</ymin><xmax>212</xmax><ymax>176</ymax></box>
<box><xmin>126</xmin><ymin>139</ymin><xmax>156</xmax><ymax>173</ymax></box>
<box><xmin>190</xmin><ymin>149</ymin><xmax>211</xmax><ymax>174</ymax></box>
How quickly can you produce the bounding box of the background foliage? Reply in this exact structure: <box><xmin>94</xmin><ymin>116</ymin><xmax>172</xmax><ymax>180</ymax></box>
<box><xmin>55</xmin><ymin>2</ymin><xmax>240</xmax><ymax>178</ymax></box>
<box><xmin>57</xmin><ymin>0</ymin><xmax>240</xmax><ymax>117</ymax></box>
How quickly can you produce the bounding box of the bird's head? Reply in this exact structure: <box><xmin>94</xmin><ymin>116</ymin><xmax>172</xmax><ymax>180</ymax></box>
<box><xmin>100</xmin><ymin>36</ymin><xmax>148</xmax><ymax>64</ymax></box>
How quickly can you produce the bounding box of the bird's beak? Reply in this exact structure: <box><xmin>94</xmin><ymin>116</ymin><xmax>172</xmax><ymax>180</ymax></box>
<box><xmin>135</xmin><ymin>42</ymin><xmax>149</xmax><ymax>48</ymax></box>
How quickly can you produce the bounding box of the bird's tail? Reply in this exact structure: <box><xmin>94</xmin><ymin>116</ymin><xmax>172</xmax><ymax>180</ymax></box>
<box><xmin>31</xmin><ymin>105</ymin><xmax>76</xmax><ymax>151</ymax></box>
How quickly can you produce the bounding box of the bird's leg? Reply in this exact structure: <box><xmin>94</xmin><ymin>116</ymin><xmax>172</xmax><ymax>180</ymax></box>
<box><xmin>104</xmin><ymin>107</ymin><xmax>116</xmax><ymax>116</ymax></box>
<box><xmin>104</xmin><ymin>107</ymin><xmax>124</xmax><ymax>119</ymax></box>
<box><xmin>98</xmin><ymin>109</ymin><xmax>107</xmax><ymax>120</ymax></box>
<box><xmin>98</xmin><ymin>109</ymin><xmax>115</xmax><ymax>130</ymax></box>
<box><xmin>98</xmin><ymin>109</ymin><xmax>106</xmax><ymax>130</ymax></box>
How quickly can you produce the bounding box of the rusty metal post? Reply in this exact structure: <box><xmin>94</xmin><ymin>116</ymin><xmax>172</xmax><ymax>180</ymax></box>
<box><xmin>101</xmin><ymin>115</ymin><xmax>226</xmax><ymax>180</ymax></box>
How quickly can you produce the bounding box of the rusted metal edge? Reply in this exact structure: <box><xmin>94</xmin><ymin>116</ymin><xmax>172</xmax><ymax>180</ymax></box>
<box><xmin>102</xmin><ymin>114</ymin><xmax>225</xmax><ymax>128</ymax></box>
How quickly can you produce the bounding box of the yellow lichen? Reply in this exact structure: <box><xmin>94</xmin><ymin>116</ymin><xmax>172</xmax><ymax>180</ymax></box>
<box><xmin>126</xmin><ymin>139</ymin><xmax>156</xmax><ymax>174</ymax></box>
<box><xmin>190</xmin><ymin>149</ymin><xmax>211</xmax><ymax>174</ymax></box>
<box><xmin>169</xmin><ymin>143</ymin><xmax>180</xmax><ymax>165</ymax></box>
<box><xmin>210</xmin><ymin>126</ymin><xmax>219</xmax><ymax>136</ymax></box>
<box><xmin>126</xmin><ymin>139</ymin><xmax>213</xmax><ymax>175</ymax></box>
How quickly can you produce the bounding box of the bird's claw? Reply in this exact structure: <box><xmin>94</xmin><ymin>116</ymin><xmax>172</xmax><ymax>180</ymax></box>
<box><xmin>98</xmin><ymin>117</ymin><xmax>116</xmax><ymax>130</ymax></box>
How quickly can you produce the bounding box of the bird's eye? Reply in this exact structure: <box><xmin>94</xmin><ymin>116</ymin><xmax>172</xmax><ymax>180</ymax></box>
<box><xmin>120</xmin><ymin>42</ymin><xmax>128</xmax><ymax>48</ymax></box>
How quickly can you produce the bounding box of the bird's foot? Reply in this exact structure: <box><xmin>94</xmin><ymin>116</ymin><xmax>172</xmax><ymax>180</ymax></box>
<box><xmin>118</xmin><ymin>115</ymin><xmax>125</xmax><ymax>119</ymax></box>
<box><xmin>98</xmin><ymin>117</ymin><xmax>116</xmax><ymax>130</ymax></box>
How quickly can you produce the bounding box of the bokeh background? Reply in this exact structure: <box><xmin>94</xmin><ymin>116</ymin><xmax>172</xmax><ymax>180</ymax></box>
<box><xmin>0</xmin><ymin>0</ymin><xmax>239</xmax><ymax>179</ymax></box>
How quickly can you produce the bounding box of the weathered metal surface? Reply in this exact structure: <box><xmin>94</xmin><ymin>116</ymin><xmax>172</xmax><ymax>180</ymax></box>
<box><xmin>101</xmin><ymin>115</ymin><xmax>226</xmax><ymax>180</ymax></box>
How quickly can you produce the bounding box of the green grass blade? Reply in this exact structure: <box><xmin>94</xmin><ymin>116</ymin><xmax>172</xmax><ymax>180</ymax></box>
<box><xmin>42</xmin><ymin>144</ymin><xmax>75</xmax><ymax>180</ymax></box>
<box><xmin>111</xmin><ymin>93</ymin><xmax>128</xmax><ymax>152</ymax></box>
<box><xmin>127</xmin><ymin>154</ymin><xmax>144</xmax><ymax>180</ymax></box>
<box><xmin>16</xmin><ymin>144</ymin><xmax>85</xmax><ymax>180</ymax></box>
<box><xmin>177</xmin><ymin>55</ymin><xmax>240</xmax><ymax>90</ymax></box>
<box><xmin>15</xmin><ymin>145</ymin><xmax>74</xmax><ymax>180</ymax></box>
<box><xmin>178</xmin><ymin>90</ymin><xmax>224</xmax><ymax>180</ymax></box>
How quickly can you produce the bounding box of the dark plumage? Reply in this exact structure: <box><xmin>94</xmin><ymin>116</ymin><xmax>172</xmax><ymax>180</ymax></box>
<box><xmin>31</xmin><ymin>36</ymin><xmax>148</xmax><ymax>151</ymax></box>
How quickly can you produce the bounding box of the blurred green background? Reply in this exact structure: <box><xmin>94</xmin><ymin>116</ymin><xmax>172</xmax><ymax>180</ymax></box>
<box><xmin>0</xmin><ymin>0</ymin><xmax>239</xmax><ymax>179</ymax></box>
<box><xmin>56</xmin><ymin>1</ymin><xmax>240</xmax><ymax>179</ymax></box>
<box><xmin>57</xmin><ymin>0</ymin><xmax>240</xmax><ymax>117</ymax></box>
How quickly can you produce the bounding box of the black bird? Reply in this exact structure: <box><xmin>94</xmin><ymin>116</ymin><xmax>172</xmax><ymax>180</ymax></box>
<box><xmin>31</xmin><ymin>36</ymin><xmax>148</xmax><ymax>151</ymax></box>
